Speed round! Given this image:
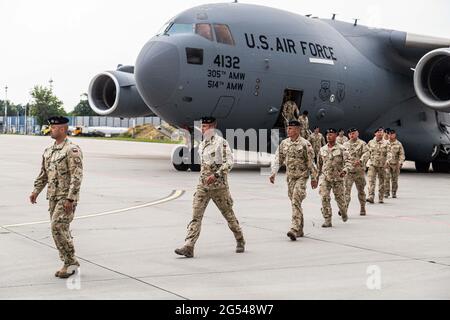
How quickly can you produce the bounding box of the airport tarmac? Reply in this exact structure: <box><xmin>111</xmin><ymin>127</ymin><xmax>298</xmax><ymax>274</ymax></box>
<box><xmin>0</xmin><ymin>134</ymin><xmax>449</xmax><ymax>300</ymax></box>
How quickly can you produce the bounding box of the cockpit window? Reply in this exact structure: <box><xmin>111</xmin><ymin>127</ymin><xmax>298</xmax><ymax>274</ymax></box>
<box><xmin>213</xmin><ymin>24</ymin><xmax>235</xmax><ymax>46</ymax></box>
<box><xmin>157</xmin><ymin>22</ymin><xmax>172</xmax><ymax>36</ymax></box>
<box><xmin>195</xmin><ymin>23</ymin><xmax>213</xmax><ymax>41</ymax></box>
<box><xmin>166</xmin><ymin>23</ymin><xmax>194</xmax><ymax>36</ymax></box>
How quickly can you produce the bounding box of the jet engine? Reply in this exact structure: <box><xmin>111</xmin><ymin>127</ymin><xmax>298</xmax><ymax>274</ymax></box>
<box><xmin>88</xmin><ymin>66</ymin><xmax>154</xmax><ymax>117</ymax></box>
<box><xmin>414</xmin><ymin>48</ymin><xmax>450</xmax><ymax>112</ymax></box>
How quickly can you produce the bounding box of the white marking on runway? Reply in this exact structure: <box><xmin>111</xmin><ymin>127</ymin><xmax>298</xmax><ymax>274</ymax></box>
<box><xmin>1</xmin><ymin>190</ymin><xmax>185</xmax><ymax>228</ymax></box>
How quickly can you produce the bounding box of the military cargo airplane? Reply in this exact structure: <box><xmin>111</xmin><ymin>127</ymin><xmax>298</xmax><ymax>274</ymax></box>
<box><xmin>88</xmin><ymin>2</ymin><xmax>450</xmax><ymax>173</ymax></box>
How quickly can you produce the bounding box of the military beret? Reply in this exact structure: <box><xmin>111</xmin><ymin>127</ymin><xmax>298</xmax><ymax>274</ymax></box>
<box><xmin>347</xmin><ymin>127</ymin><xmax>358</xmax><ymax>134</ymax></box>
<box><xmin>288</xmin><ymin>120</ymin><xmax>301</xmax><ymax>127</ymax></box>
<box><xmin>375</xmin><ymin>127</ymin><xmax>384</xmax><ymax>133</ymax></box>
<box><xmin>326</xmin><ymin>128</ymin><xmax>337</xmax><ymax>134</ymax></box>
<box><xmin>302</xmin><ymin>110</ymin><xmax>309</xmax><ymax>116</ymax></box>
<box><xmin>384</xmin><ymin>127</ymin><xmax>391</xmax><ymax>133</ymax></box>
<box><xmin>338</xmin><ymin>128</ymin><xmax>345</xmax><ymax>132</ymax></box>
<box><xmin>201</xmin><ymin>116</ymin><xmax>216</xmax><ymax>124</ymax></box>
<box><xmin>48</xmin><ymin>116</ymin><xmax>69</xmax><ymax>125</ymax></box>
<box><xmin>312</xmin><ymin>125</ymin><xmax>319</xmax><ymax>130</ymax></box>
<box><xmin>389</xmin><ymin>129</ymin><xmax>396</xmax><ymax>134</ymax></box>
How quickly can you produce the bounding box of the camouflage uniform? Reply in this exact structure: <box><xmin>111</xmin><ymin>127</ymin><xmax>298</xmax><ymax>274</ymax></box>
<box><xmin>184</xmin><ymin>134</ymin><xmax>244</xmax><ymax>247</ymax></box>
<box><xmin>282</xmin><ymin>101</ymin><xmax>299</xmax><ymax>127</ymax></box>
<box><xmin>336</xmin><ymin>135</ymin><xmax>349</xmax><ymax>145</ymax></box>
<box><xmin>308</xmin><ymin>132</ymin><xmax>326</xmax><ymax>164</ymax></box>
<box><xmin>33</xmin><ymin>138</ymin><xmax>83</xmax><ymax>267</ymax></box>
<box><xmin>343</xmin><ymin>139</ymin><xmax>370</xmax><ymax>212</ymax></box>
<box><xmin>366</xmin><ymin>138</ymin><xmax>391</xmax><ymax>202</ymax></box>
<box><xmin>385</xmin><ymin>139</ymin><xmax>405</xmax><ymax>197</ymax></box>
<box><xmin>271</xmin><ymin>136</ymin><xmax>318</xmax><ymax>236</ymax></box>
<box><xmin>318</xmin><ymin>143</ymin><xmax>352</xmax><ymax>225</ymax></box>
<box><xmin>298</xmin><ymin>115</ymin><xmax>310</xmax><ymax>139</ymax></box>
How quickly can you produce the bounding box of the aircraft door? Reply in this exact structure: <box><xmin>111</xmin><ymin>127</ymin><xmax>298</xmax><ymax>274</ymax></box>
<box><xmin>274</xmin><ymin>89</ymin><xmax>304</xmax><ymax>129</ymax></box>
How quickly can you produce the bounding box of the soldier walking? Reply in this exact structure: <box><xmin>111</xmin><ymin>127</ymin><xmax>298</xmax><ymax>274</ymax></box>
<box><xmin>308</xmin><ymin>126</ymin><xmax>326</xmax><ymax>164</ymax></box>
<box><xmin>366</xmin><ymin>127</ymin><xmax>391</xmax><ymax>204</ymax></box>
<box><xmin>30</xmin><ymin>116</ymin><xmax>83</xmax><ymax>278</ymax></box>
<box><xmin>282</xmin><ymin>93</ymin><xmax>300</xmax><ymax>128</ymax></box>
<box><xmin>336</xmin><ymin>129</ymin><xmax>349</xmax><ymax>145</ymax></box>
<box><xmin>343</xmin><ymin>128</ymin><xmax>370</xmax><ymax>215</ymax></box>
<box><xmin>384</xmin><ymin>129</ymin><xmax>405</xmax><ymax>198</ymax></box>
<box><xmin>175</xmin><ymin>117</ymin><xmax>245</xmax><ymax>258</ymax></box>
<box><xmin>318</xmin><ymin>128</ymin><xmax>352</xmax><ymax>227</ymax></box>
<box><xmin>298</xmin><ymin>111</ymin><xmax>310</xmax><ymax>139</ymax></box>
<box><xmin>270</xmin><ymin>120</ymin><xmax>318</xmax><ymax>240</ymax></box>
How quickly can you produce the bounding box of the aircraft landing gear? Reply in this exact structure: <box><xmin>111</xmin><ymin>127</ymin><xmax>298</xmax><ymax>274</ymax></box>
<box><xmin>432</xmin><ymin>160</ymin><xmax>450</xmax><ymax>173</ymax></box>
<box><xmin>415</xmin><ymin>161</ymin><xmax>431</xmax><ymax>173</ymax></box>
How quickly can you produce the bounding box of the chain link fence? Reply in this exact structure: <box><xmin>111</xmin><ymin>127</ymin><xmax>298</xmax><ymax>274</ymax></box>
<box><xmin>0</xmin><ymin>116</ymin><xmax>163</xmax><ymax>135</ymax></box>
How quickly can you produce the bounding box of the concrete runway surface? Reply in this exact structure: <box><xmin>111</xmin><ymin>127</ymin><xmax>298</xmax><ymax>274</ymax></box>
<box><xmin>0</xmin><ymin>135</ymin><xmax>449</xmax><ymax>299</ymax></box>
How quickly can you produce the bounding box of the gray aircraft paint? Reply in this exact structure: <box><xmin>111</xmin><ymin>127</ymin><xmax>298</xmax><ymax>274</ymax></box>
<box><xmin>88</xmin><ymin>3</ymin><xmax>450</xmax><ymax>167</ymax></box>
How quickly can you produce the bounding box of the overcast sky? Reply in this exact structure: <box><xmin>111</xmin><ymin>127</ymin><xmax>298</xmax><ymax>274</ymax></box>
<box><xmin>1</xmin><ymin>0</ymin><xmax>449</xmax><ymax>111</ymax></box>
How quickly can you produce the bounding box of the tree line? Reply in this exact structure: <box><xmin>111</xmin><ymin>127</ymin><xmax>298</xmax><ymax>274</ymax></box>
<box><xmin>1</xmin><ymin>86</ymin><xmax>97</xmax><ymax>126</ymax></box>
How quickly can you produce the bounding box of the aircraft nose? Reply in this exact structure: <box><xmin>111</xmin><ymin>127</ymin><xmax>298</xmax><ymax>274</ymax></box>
<box><xmin>135</xmin><ymin>41</ymin><xmax>180</xmax><ymax>108</ymax></box>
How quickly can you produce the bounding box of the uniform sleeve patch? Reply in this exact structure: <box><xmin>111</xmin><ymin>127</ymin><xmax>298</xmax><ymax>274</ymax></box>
<box><xmin>72</xmin><ymin>148</ymin><xmax>79</xmax><ymax>153</ymax></box>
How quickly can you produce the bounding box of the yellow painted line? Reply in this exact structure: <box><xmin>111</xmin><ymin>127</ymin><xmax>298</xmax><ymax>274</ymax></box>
<box><xmin>1</xmin><ymin>190</ymin><xmax>185</xmax><ymax>228</ymax></box>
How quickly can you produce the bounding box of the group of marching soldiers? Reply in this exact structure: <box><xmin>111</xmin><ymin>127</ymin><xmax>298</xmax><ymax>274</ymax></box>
<box><xmin>273</xmin><ymin>96</ymin><xmax>406</xmax><ymax>240</ymax></box>
<box><xmin>174</xmin><ymin>109</ymin><xmax>405</xmax><ymax>257</ymax></box>
<box><xmin>31</xmin><ymin>112</ymin><xmax>406</xmax><ymax>270</ymax></box>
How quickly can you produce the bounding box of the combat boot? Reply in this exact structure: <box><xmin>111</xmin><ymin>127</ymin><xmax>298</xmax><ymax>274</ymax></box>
<box><xmin>392</xmin><ymin>193</ymin><xmax>397</xmax><ymax>198</ymax></box>
<box><xmin>366</xmin><ymin>198</ymin><xmax>374</xmax><ymax>204</ymax></box>
<box><xmin>341</xmin><ymin>212</ymin><xmax>348</xmax><ymax>222</ymax></box>
<box><xmin>175</xmin><ymin>245</ymin><xmax>194</xmax><ymax>258</ymax></box>
<box><xmin>236</xmin><ymin>239</ymin><xmax>245</xmax><ymax>253</ymax></box>
<box><xmin>56</xmin><ymin>262</ymin><xmax>80</xmax><ymax>279</ymax></box>
<box><xmin>385</xmin><ymin>192</ymin><xmax>390</xmax><ymax>198</ymax></box>
<box><xmin>360</xmin><ymin>205</ymin><xmax>366</xmax><ymax>216</ymax></box>
<box><xmin>287</xmin><ymin>230</ymin><xmax>297</xmax><ymax>241</ymax></box>
<box><xmin>379</xmin><ymin>199</ymin><xmax>384</xmax><ymax>204</ymax></box>
<box><xmin>322</xmin><ymin>221</ymin><xmax>332</xmax><ymax>228</ymax></box>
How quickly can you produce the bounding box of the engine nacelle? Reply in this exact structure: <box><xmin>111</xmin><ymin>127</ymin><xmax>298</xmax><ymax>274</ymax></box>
<box><xmin>88</xmin><ymin>68</ymin><xmax>154</xmax><ymax>117</ymax></box>
<box><xmin>414</xmin><ymin>48</ymin><xmax>450</xmax><ymax>112</ymax></box>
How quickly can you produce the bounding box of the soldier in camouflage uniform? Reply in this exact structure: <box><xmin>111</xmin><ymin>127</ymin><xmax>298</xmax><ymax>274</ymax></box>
<box><xmin>343</xmin><ymin>128</ymin><xmax>370</xmax><ymax>216</ymax></box>
<box><xmin>270</xmin><ymin>120</ymin><xmax>318</xmax><ymax>241</ymax></box>
<box><xmin>336</xmin><ymin>129</ymin><xmax>349</xmax><ymax>145</ymax></box>
<box><xmin>318</xmin><ymin>128</ymin><xmax>352</xmax><ymax>227</ymax></box>
<box><xmin>384</xmin><ymin>129</ymin><xmax>405</xmax><ymax>198</ymax></box>
<box><xmin>30</xmin><ymin>116</ymin><xmax>83</xmax><ymax>279</ymax></box>
<box><xmin>282</xmin><ymin>93</ymin><xmax>300</xmax><ymax>128</ymax></box>
<box><xmin>383</xmin><ymin>128</ymin><xmax>391</xmax><ymax>142</ymax></box>
<box><xmin>175</xmin><ymin>117</ymin><xmax>245</xmax><ymax>258</ymax></box>
<box><xmin>366</xmin><ymin>127</ymin><xmax>391</xmax><ymax>204</ymax></box>
<box><xmin>298</xmin><ymin>110</ymin><xmax>310</xmax><ymax>139</ymax></box>
<box><xmin>308</xmin><ymin>126</ymin><xmax>326</xmax><ymax>164</ymax></box>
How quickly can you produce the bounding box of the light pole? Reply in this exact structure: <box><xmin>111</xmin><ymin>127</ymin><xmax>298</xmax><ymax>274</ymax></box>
<box><xmin>24</xmin><ymin>103</ymin><xmax>28</xmax><ymax>135</ymax></box>
<box><xmin>4</xmin><ymin>85</ymin><xmax>8</xmax><ymax>134</ymax></box>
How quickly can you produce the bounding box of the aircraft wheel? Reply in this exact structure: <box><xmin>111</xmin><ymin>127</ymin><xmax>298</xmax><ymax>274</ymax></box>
<box><xmin>432</xmin><ymin>161</ymin><xmax>450</xmax><ymax>173</ymax></box>
<box><xmin>189</xmin><ymin>147</ymin><xmax>201</xmax><ymax>172</ymax></box>
<box><xmin>172</xmin><ymin>145</ymin><xmax>189</xmax><ymax>172</ymax></box>
<box><xmin>415</xmin><ymin>161</ymin><xmax>430</xmax><ymax>173</ymax></box>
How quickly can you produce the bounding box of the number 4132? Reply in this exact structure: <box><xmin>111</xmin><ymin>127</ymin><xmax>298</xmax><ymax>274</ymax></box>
<box><xmin>214</xmin><ymin>55</ymin><xmax>240</xmax><ymax>69</ymax></box>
